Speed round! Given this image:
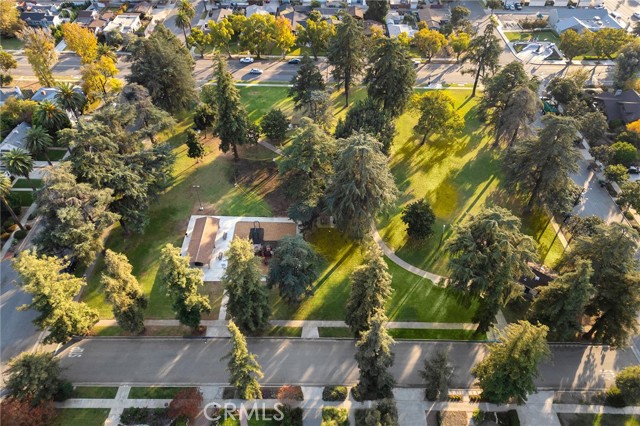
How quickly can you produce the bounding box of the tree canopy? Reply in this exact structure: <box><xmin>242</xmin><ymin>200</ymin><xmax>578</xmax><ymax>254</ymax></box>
<box><xmin>327</xmin><ymin>14</ymin><xmax>366</xmax><ymax>106</ymax></box>
<box><xmin>267</xmin><ymin>235</ymin><xmax>320</xmax><ymax>304</ymax></box>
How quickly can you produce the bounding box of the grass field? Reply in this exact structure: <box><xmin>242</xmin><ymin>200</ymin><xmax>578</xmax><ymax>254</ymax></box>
<box><xmin>54</xmin><ymin>409</ymin><xmax>110</xmax><ymax>426</ymax></box>
<box><xmin>318</xmin><ymin>327</ymin><xmax>486</xmax><ymax>340</ymax></box>
<box><xmin>128</xmin><ymin>386</ymin><xmax>187</xmax><ymax>399</ymax></box>
<box><xmin>377</xmin><ymin>89</ymin><xmax>565</xmax><ymax>276</ymax></box>
<box><xmin>0</xmin><ymin>37</ymin><xmax>24</xmax><ymax>50</ymax></box>
<box><xmin>270</xmin><ymin>228</ymin><xmax>479</xmax><ymax>322</ymax></box>
<box><xmin>10</xmin><ymin>190</ymin><xmax>35</xmax><ymax>206</ymax></box>
<box><xmin>557</xmin><ymin>414</ymin><xmax>640</xmax><ymax>426</ymax></box>
<box><xmin>72</xmin><ymin>386</ymin><xmax>119</xmax><ymax>399</ymax></box>
<box><xmin>265</xmin><ymin>326</ymin><xmax>303</xmax><ymax>337</ymax></box>
<box><xmin>504</xmin><ymin>30</ymin><xmax>560</xmax><ymax>44</ymax></box>
<box><xmin>11</xmin><ymin>178</ymin><xmax>42</xmax><ymax>189</ymax></box>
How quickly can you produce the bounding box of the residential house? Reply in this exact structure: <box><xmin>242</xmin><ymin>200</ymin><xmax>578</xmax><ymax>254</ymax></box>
<box><xmin>20</xmin><ymin>10</ymin><xmax>62</xmax><ymax>27</ymax></box>
<box><xmin>347</xmin><ymin>5</ymin><xmax>364</xmax><ymax>19</ymax></box>
<box><xmin>279</xmin><ymin>8</ymin><xmax>308</xmax><ymax>31</ymax></box>
<box><xmin>103</xmin><ymin>13</ymin><xmax>142</xmax><ymax>34</ymax></box>
<box><xmin>31</xmin><ymin>87</ymin><xmax>61</xmax><ymax>103</ymax></box>
<box><xmin>387</xmin><ymin>23</ymin><xmax>416</xmax><ymax>38</ymax></box>
<box><xmin>594</xmin><ymin>90</ymin><xmax>640</xmax><ymax>124</ymax></box>
<box><xmin>87</xmin><ymin>16</ymin><xmax>110</xmax><ymax>33</ymax></box>
<box><xmin>417</xmin><ymin>6</ymin><xmax>449</xmax><ymax>30</ymax></box>
<box><xmin>208</xmin><ymin>7</ymin><xmax>233</xmax><ymax>23</ymax></box>
<box><xmin>75</xmin><ymin>9</ymin><xmax>99</xmax><ymax>26</ymax></box>
<box><xmin>0</xmin><ymin>122</ymin><xmax>31</xmax><ymax>156</ymax></box>
<box><xmin>245</xmin><ymin>3</ymin><xmax>278</xmax><ymax>17</ymax></box>
<box><xmin>0</xmin><ymin>87</ymin><xmax>24</xmax><ymax>107</ymax></box>
<box><xmin>548</xmin><ymin>8</ymin><xmax>623</xmax><ymax>33</ymax></box>
<box><xmin>385</xmin><ymin>10</ymin><xmax>403</xmax><ymax>25</ymax></box>
<box><xmin>390</xmin><ymin>0</ymin><xmax>418</xmax><ymax>9</ymax></box>
<box><xmin>363</xmin><ymin>19</ymin><xmax>384</xmax><ymax>36</ymax></box>
<box><xmin>133</xmin><ymin>1</ymin><xmax>153</xmax><ymax>15</ymax></box>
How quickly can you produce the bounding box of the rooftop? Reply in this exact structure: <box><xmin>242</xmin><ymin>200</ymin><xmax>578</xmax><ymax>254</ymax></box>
<box><xmin>0</xmin><ymin>122</ymin><xmax>31</xmax><ymax>153</ymax></box>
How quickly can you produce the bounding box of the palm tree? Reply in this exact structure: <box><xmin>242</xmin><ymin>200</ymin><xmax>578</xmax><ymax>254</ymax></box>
<box><xmin>1</xmin><ymin>149</ymin><xmax>36</xmax><ymax>191</ymax></box>
<box><xmin>55</xmin><ymin>82</ymin><xmax>86</xmax><ymax>120</ymax></box>
<box><xmin>178</xmin><ymin>0</ymin><xmax>195</xmax><ymax>19</ymax></box>
<box><xmin>0</xmin><ymin>175</ymin><xmax>26</xmax><ymax>231</ymax></box>
<box><xmin>25</xmin><ymin>126</ymin><xmax>54</xmax><ymax>165</ymax></box>
<box><xmin>33</xmin><ymin>100</ymin><xmax>70</xmax><ymax>136</ymax></box>
<box><xmin>175</xmin><ymin>10</ymin><xmax>192</xmax><ymax>46</ymax></box>
<box><xmin>97</xmin><ymin>43</ymin><xmax>117</xmax><ymax>62</ymax></box>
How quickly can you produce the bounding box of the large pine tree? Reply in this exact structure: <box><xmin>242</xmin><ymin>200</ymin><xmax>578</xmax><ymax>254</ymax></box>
<box><xmin>420</xmin><ymin>350</ymin><xmax>454</xmax><ymax>401</ymax></box>
<box><xmin>101</xmin><ymin>250</ymin><xmax>148</xmax><ymax>334</ymax></box>
<box><xmin>461</xmin><ymin>19</ymin><xmax>501</xmax><ymax>97</ymax></box>
<box><xmin>267</xmin><ymin>235</ymin><xmax>320</xmax><ymax>304</ymax></box>
<box><xmin>446</xmin><ymin>207</ymin><xmax>537</xmax><ymax>333</ymax></box>
<box><xmin>364</xmin><ymin>38</ymin><xmax>416</xmax><ymax>117</ymax></box>
<box><xmin>334</xmin><ymin>98</ymin><xmax>396</xmax><ymax>154</ymax></box>
<box><xmin>158</xmin><ymin>244</ymin><xmax>211</xmax><ymax>329</ymax></box>
<box><xmin>327</xmin><ymin>133</ymin><xmax>397</xmax><ymax>240</ymax></box>
<box><xmin>472</xmin><ymin>321</ymin><xmax>550</xmax><ymax>404</ymax></box>
<box><xmin>327</xmin><ymin>14</ymin><xmax>366</xmax><ymax>106</ymax></box>
<box><xmin>213</xmin><ymin>56</ymin><xmax>252</xmax><ymax>160</ymax></box>
<box><xmin>224</xmin><ymin>320</ymin><xmax>263</xmax><ymax>399</ymax></box>
<box><xmin>345</xmin><ymin>245</ymin><xmax>393</xmax><ymax>338</ymax></box>
<box><xmin>354</xmin><ymin>311</ymin><xmax>395</xmax><ymax>400</ymax></box>
<box><xmin>528</xmin><ymin>259</ymin><xmax>593</xmax><ymax>341</ymax></box>
<box><xmin>223</xmin><ymin>238</ymin><xmax>271</xmax><ymax>333</ymax></box>
<box><xmin>289</xmin><ymin>55</ymin><xmax>325</xmax><ymax>111</ymax></box>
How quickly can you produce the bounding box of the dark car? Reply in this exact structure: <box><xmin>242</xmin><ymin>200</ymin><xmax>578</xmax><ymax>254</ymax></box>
<box><xmin>288</xmin><ymin>58</ymin><xmax>301</xmax><ymax>64</ymax></box>
<box><xmin>514</xmin><ymin>2</ymin><xmax>522</xmax><ymax>9</ymax></box>
<box><xmin>629</xmin><ymin>166</ymin><xmax>639</xmax><ymax>174</ymax></box>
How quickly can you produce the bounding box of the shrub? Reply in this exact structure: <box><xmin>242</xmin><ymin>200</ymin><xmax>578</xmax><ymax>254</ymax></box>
<box><xmin>6</xmin><ymin>223</ymin><xmax>18</xmax><ymax>232</ymax></box>
<box><xmin>120</xmin><ymin>407</ymin><xmax>169</xmax><ymax>426</ymax></box>
<box><xmin>283</xmin><ymin>407</ymin><xmax>303</xmax><ymax>426</ymax></box>
<box><xmin>53</xmin><ymin>380</ymin><xmax>74</xmax><ymax>402</ymax></box>
<box><xmin>469</xmin><ymin>394</ymin><xmax>482</xmax><ymax>403</ymax></box>
<box><xmin>277</xmin><ymin>385</ymin><xmax>304</xmax><ymax>404</ymax></box>
<box><xmin>615</xmin><ymin>365</ymin><xmax>640</xmax><ymax>405</ymax></box>
<box><xmin>401</xmin><ymin>200</ymin><xmax>436</xmax><ymax>240</ymax></box>
<box><xmin>2</xmin><ymin>218</ymin><xmax>15</xmax><ymax>231</ymax></box>
<box><xmin>321</xmin><ymin>407</ymin><xmax>349</xmax><ymax>426</ymax></box>
<box><xmin>1</xmin><ymin>232</ymin><xmax>11</xmax><ymax>240</ymax></box>
<box><xmin>497</xmin><ymin>410</ymin><xmax>521</xmax><ymax>426</ymax></box>
<box><xmin>13</xmin><ymin>229</ymin><xmax>27</xmax><ymax>240</ymax></box>
<box><xmin>0</xmin><ymin>397</ymin><xmax>56</xmax><ymax>426</ymax></box>
<box><xmin>168</xmin><ymin>388</ymin><xmax>203</xmax><ymax>422</ymax></box>
<box><xmin>261</xmin><ymin>109</ymin><xmax>290</xmax><ymax>143</ymax></box>
<box><xmin>448</xmin><ymin>394</ymin><xmax>462</xmax><ymax>402</ymax></box>
<box><xmin>610</xmin><ymin>141</ymin><xmax>638</xmax><ymax>167</ymax></box>
<box><xmin>624</xmin><ymin>210</ymin><xmax>635</xmax><ymax>221</ymax></box>
<box><xmin>605</xmin><ymin>386</ymin><xmax>626</xmax><ymax>407</ymax></box>
<box><xmin>323</xmin><ymin>385</ymin><xmax>348</xmax><ymax>401</ymax></box>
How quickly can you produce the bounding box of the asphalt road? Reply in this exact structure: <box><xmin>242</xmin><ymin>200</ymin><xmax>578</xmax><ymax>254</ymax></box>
<box><xmin>58</xmin><ymin>338</ymin><xmax>636</xmax><ymax>390</ymax></box>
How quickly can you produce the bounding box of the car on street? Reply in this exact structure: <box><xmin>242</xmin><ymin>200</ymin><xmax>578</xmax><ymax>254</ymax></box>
<box><xmin>413</xmin><ymin>60</ymin><xmax>421</xmax><ymax>67</ymax></box>
<box><xmin>288</xmin><ymin>58</ymin><xmax>301</xmax><ymax>64</ymax></box>
<box><xmin>249</xmin><ymin>68</ymin><xmax>263</xmax><ymax>74</ymax></box>
<box><xmin>610</xmin><ymin>11</ymin><xmax>622</xmax><ymax>20</ymax></box>
<box><xmin>629</xmin><ymin>166</ymin><xmax>639</xmax><ymax>174</ymax></box>
<box><xmin>514</xmin><ymin>3</ymin><xmax>522</xmax><ymax>9</ymax></box>
<box><xmin>240</xmin><ymin>57</ymin><xmax>254</xmax><ymax>64</ymax></box>
<box><xmin>633</xmin><ymin>12</ymin><xmax>640</xmax><ymax>19</ymax></box>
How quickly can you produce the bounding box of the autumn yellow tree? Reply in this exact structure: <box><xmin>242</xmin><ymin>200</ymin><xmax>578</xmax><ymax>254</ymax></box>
<box><xmin>17</xmin><ymin>27</ymin><xmax>57</xmax><ymax>86</ymax></box>
<box><xmin>628</xmin><ymin>120</ymin><xmax>640</xmax><ymax>134</ymax></box>
<box><xmin>414</xmin><ymin>28</ymin><xmax>447</xmax><ymax>62</ymax></box>
<box><xmin>209</xmin><ymin>18</ymin><xmax>234</xmax><ymax>57</ymax></box>
<box><xmin>274</xmin><ymin>16</ymin><xmax>295</xmax><ymax>59</ymax></box>
<box><xmin>81</xmin><ymin>56</ymin><xmax>120</xmax><ymax>101</ymax></box>
<box><xmin>0</xmin><ymin>0</ymin><xmax>24</xmax><ymax>37</ymax></box>
<box><xmin>62</xmin><ymin>22</ymin><xmax>98</xmax><ymax>64</ymax></box>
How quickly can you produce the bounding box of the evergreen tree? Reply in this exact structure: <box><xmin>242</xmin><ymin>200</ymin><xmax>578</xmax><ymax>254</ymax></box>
<box><xmin>0</xmin><ymin>175</ymin><xmax>24</xmax><ymax>231</ymax></box>
<box><xmin>354</xmin><ymin>311</ymin><xmax>395</xmax><ymax>400</ymax></box>
<box><xmin>25</xmin><ymin>125</ymin><xmax>53</xmax><ymax>165</ymax></box>
<box><xmin>327</xmin><ymin>14</ymin><xmax>366</xmax><ymax>106</ymax></box>
<box><xmin>614</xmin><ymin>39</ymin><xmax>640</xmax><ymax>89</ymax></box>
<box><xmin>334</xmin><ymin>98</ymin><xmax>396</xmax><ymax>154</ymax></box>
<box><xmin>472</xmin><ymin>321</ymin><xmax>550</xmax><ymax>404</ymax></box>
<box><xmin>401</xmin><ymin>200</ymin><xmax>436</xmax><ymax>240</ymax></box>
<box><xmin>35</xmin><ymin>162</ymin><xmax>118</xmax><ymax>265</ymax></box>
<box><xmin>33</xmin><ymin>100</ymin><xmax>71</xmax><ymax>136</ymax></box>
<box><xmin>461</xmin><ymin>19</ymin><xmax>501</xmax><ymax>97</ymax></box>
<box><xmin>13</xmin><ymin>250</ymin><xmax>99</xmax><ymax>343</ymax></box>
<box><xmin>327</xmin><ymin>133</ymin><xmax>397</xmax><ymax>240</ymax></box>
<box><xmin>127</xmin><ymin>25</ymin><xmax>196</xmax><ymax>113</ymax></box>
<box><xmin>158</xmin><ymin>244</ymin><xmax>211</xmax><ymax>329</ymax></box>
<box><xmin>193</xmin><ymin>102</ymin><xmax>216</xmax><ymax>137</ymax></box>
<box><xmin>222</xmin><ymin>238</ymin><xmax>271</xmax><ymax>333</ymax></box>
<box><xmin>528</xmin><ymin>260</ymin><xmax>593</xmax><ymax>340</ymax></box>
<box><xmin>364</xmin><ymin>0</ymin><xmax>389</xmax><ymax>23</ymax></box>
<box><xmin>479</xmin><ymin>61</ymin><xmax>537</xmax><ymax>125</ymax></box>
<box><xmin>564</xmin><ymin>223</ymin><xmax>640</xmax><ymax>347</ymax></box>
<box><xmin>420</xmin><ymin>350</ymin><xmax>454</xmax><ymax>401</ymax></box>
<box><xmin>618</xmin><ymin>181</ymin><xmax>640</xmax><ymax>213</ymax></box>
<box><xmin>615</xmin><ymin>365</ymin><xmax>640</xmax><ymax>406</ymax></box>
<box><xmin>410</xmin><ymin>90</ymin><xmax>464</xmax><ymax>145</ymax></box>
<box><xmin>224</xmin><ymin>320</ymin><xmax>263</xmax><ymax>399</ymax></box>
<box><xmin>55</xmin><ymin>82</ymin><xmax>86</xmax><ymax>119</ymax></box>
<box><xmin>446</xmin><ymin>207</ymin><xmax>537</xmax><ymax>332</ymax></box>
<box><xmin>119</xmin><ymin>83</ymin><xmax>176</xmax><ymax>144</ymax></box>
<box><xmin>213</xmin><ymin>56</ymin><xmax>251</xmax><ymax>160</ymax></box>
<box><xmin>375</xmin><ymin>398</ymin><xmax>399</xmax><ymax>426</ymax></box>
<box><xmin>579</xmin><ymin>111</ymin><xmax>608</xmax><ymax>145</ymax></box>
<box><xmin>260</xmin><ymin>109</ymin><xmax>289</xmax><ymax>143</ymax></box>
<box><xmin>505</xmin><ymin>115</ymin><xmax>581</xmax><ymax>214</ymax></box>
<box><xmin>185</xmin><ymin>128</ymin><xmax>205</xmax><ymax>163</ymax></box>
<box><xmin>5</xmin><ymin>352</ymin><xmax>66</xmax><ymax>405</ymax></box>
<box><xmin>101</xmin><ymin>250</ymin><xmax>147</xmax><ymax>334</ymax></box>
<box><xmin>494</xmin><ymin>85</ymin><xmax>539</xmax><ymax>147</ymax></box>
<box><xmin>345</xmin><ymin>245</ymin><xmax>393</xmax><ymax>338</ymax></box>
<box><xmin>279</xmin><ymin>118</ymin><xmax>336</xmax><ymax>230</ymax></box>
<box><xmin>289</xmin><ymin>55</ymin><xmax>325</xmax><ymax>111</ymax></box>
<box><xmin>267</xmin><ymin>235</ymin><xmax>320</xmax><ymax>304</ymax></box>
<box><xmin>1</xmin><ymin>149</ymin><xmax>35</xmax><ymax>190</ymax></box>
<box><xmin>364</xmin><ymin>38</ymin><xmax>416</xmax><ymax>117</ymax></box>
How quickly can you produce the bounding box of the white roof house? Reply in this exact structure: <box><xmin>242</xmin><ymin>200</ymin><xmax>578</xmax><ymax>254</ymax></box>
<box><xmin>103</xmin><ymin>13</ymin><xmax>142</xmax><ymax>34</ymax></box>
<box><xmin>0</xmin><ymin>122</ymin><xmax>31</xmax><ymax>155</ymax></box>
<box><xmin>0</xmin><ymin>87</ymin><xmax>24</xmax><ymax>107</ymax></box>
<box><xmin>387</xmin><ymin>23</ymin><xmax>416</xmax><ymax>38</ymax></box>
<box><xmin>548</xmin><ymin>8</ymin><xmax>623</xmax><ymax>33</ymax></box>
<box><xmin>385</xmin><ymin>11</ymin><xmax>403</xmax><ymax>25</ymax></box>
<box><xmin>245</xmin><ymin>4</ymin><xmax>278</xmax><ymax>17</ymax></box>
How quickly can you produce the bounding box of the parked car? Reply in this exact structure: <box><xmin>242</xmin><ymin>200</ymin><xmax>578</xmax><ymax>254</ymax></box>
<box><xmin>593</xmin><ymin>3</ymin><xmax>605</xmax><ymax>8</ymax></box>
<box><xmin>514</xmin><ymin>2</ymin><xmax>522</xmax><ymax>9</ymax></box>
<box><xmin>249</xmin><ymin>68</ymin><xmax>263</xmax><ymax>74</ymax></box>
<box><xmin>610</xmin><ymin>11</ymin><xmax>622</xmax><ymax>19</ymax></box>
<box><xmin>629</xmin><ymin>166</ymin><xmax>639</xmax><ymax>174</ymax></box>
<box><xmin>633</xmin><ymin>12</ymin><xmax>640</xmax><ymax>19</ymax></box>
<box><xmin>240</xmin><ymin>57</ymin><xmax>254</xmax><ymax>64</ymax></box>
<box><xmin>413</xmin><ymin>60</ymin><xmax>421</xmax><ymax>67</ymax></box>
<box><xmin>288</xmin><ymin>58</ymin><xmax>301</xmax><ymax>64</ymax></box>
<box><xmin>567</xmin><ymin>3</ymin><xmax>576</xmax><ymax>8</ymax></box>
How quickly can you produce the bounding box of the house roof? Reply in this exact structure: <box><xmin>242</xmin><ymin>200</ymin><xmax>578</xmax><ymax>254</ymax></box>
<box><xmin>187</xmin><ymin>217</ymin><xmax>219</xmax><ymax>266</ymax></box>
<box><xmin>88</xmin><ymin>17</ymin><xmax>109</xmax><ymax>29</ymax></box>
<box><xmin>387</xmin><ymin>23</ymin><xmax>416</xmax><ymax>38</ymax></box>
<box><xmin>549</xmin><ymin>8</ymin><xmax>623</xmax><ymax>32</ymax></box>
<box><xmin>103</xmin><ymin>13</ymin><xmax>141</xmax><ymax>33</ymax></box>
<box><xmin>0</xmin><ymin>122</ymin><xmax>31</xmax><ymax>153</ymax></box>
<box><xmin>594</xmin><ymin>90</ymin><xmax>640</xmax><ymax>124</ymax></box>
<box><xmin>348</xmin><ymin>6</ymin><xmax>364</xmax><ymax>19</ymax></box>
<box><xmin>417</xmin><ymin>7</ymin><xmax>449</xmax><ymax>27</ymax></box>
<box><xmin>133</xmin><ymin>1</ymin><xmax>153</xmax><ymax>14</ymax></box>
<box><xmin>31</xmin><ymin>87</ymin><xmax>60</xmax><ymax>102</ymax></box>
<box><xmin>245</xmin><ymin>3</ymin><xmax>278</xmax><ymax>16</ymax></box>
<box><xmin>209</xmin><ymin>7</ymin><xmax>233</xmax><ymax>23</ymax></box>
<box><xmin>280</xmin><ymin>10</ymin><xmax>308</xmax><ymax>29</ymax></box>
<box><xmin>0</xmin><ymin>87</ymin><xmax>24</xmax><ymax>106</ymax></box>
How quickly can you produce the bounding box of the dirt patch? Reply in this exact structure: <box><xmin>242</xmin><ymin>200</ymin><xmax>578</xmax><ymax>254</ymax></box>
<box><xmin>230</xmin><ymin>154</ymin><xmax>290</xmax><ymax>215</ymax></box>
<box><xmin>234</xmin><ymin>221</ymin><xmax>297</xmax><ymax>242</ymax></box>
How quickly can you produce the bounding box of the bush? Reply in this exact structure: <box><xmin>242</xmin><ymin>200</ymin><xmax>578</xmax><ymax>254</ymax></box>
<box><xmin>0</xmin><ymin>397</ymin><xmax>56</xmax><ymax>426</ymax></box>
<box><xmin>401</xmin><ymin>200</ymin><xmax>436</xmax><ymax>240</ymax></box>
<box><xmin>2</xmin><ymin>218</ymin><xmax>15</xmax><ymax>231</ymax></box>
<box><xmin>283</xmin><ymin>407</ymin><xmax>303</xmax><ymax>426</ymax></box>
<box><xmin>610</xmin><ymin>141</ymin><xmax>638</xmax><ymax>167</ymax></box>
<box><xmin>1</xmin><ymin>232</ymin><xmax>11</xmax><ymax>240</ymax></box>
<box><xmin>469</xmin><ymin>394</ymin><xmax>482</xmax><ymax>403</ymax></box>
<box><xmin>605</xmin><ymin>386</ymin><xmax>626</xmax><ymax>407</ymax></box>
<box><xmin>53</xmin><ymin>380</ymin><xmax>74</xmax><ymax>402</ymax></box>
<box><xmin>261</xmin><ymin>109</ymin><xmax>290</xmax><ymax>143</ymax></box>
<box><xmin>321</xmin><ymin>408</ymin><xmax>349</xmax><ymax>426</ymax></box>
<box><xmin>323</xmin><ymin>385</ymin><xmax>348</xmax><ymax>401</ymax></box>
<box><xmin>168</xmin><ymin>388</ymin><xmax>202</xmax><ymax>422</ymax></box>
<box><xmin>120</xmin><ymin>407</ymin><xmax>169</xmax><ymax>426</ymax></box>
<box><xmin>13</xmin><ymin>229</ymin><xmax>27</xmax><ymax>240</ymax></box>
<box><xmin>497</xmin><ymin>410</ymin><xmax>521</xmax><ymax>426</ymax></box>
<box><xmin>624</xmin><ymin>210</ymin><xmax>635</xmax><ymax>221</ymax></box>
<box><xmin>277</xmin><ymin>385</ymin><xmax>304</xmax><ymax>403</ymax></box>
<box><xmin>615</xmin><ymin>365</ymin><xmax>640</xmax><ymax>405</ymax></box>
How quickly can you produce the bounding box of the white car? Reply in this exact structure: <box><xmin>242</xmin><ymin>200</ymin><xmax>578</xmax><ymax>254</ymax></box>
<box><xmin>249</xmin><ymin>68</ymin><xmax>263</xmax><ymax>74</ymax></box>
<box><xmin>633</xmin><ymin>12</ymin><xmax>640</xmax><ymax>19</ymax></box>
<box><xmin>610</xmin><ymin>11</ymin><xmax>622</xmax><ymax>20</ymax></box>
<box><xmin>240</xmin><ymin>57</ymin><xmax>254</xmax><ymax>64</ymax></box>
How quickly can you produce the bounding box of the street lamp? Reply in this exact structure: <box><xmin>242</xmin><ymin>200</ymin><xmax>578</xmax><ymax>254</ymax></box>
<box><xmin>192</xmin><ymin>185</ymin><xmax>204</xmax><ymax>211</ymax></box>
<box><xmin>438</xmin><ymin>224</ymin><xmax>447</xmax><ymax>250</ymax></box>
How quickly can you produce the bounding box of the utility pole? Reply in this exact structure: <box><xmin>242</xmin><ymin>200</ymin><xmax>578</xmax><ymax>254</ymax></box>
<box><xmin>192</xmin><ymin>184</ymin><xmax>204</xmax><ymax>211</ymax></box>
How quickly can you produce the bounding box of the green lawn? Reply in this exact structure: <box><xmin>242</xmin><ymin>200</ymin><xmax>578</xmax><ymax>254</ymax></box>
<box><xmin>265</xmin><ymin>326</ymin><xmax>303</xmax><ymax>337</ymax></box>
<box><xmin>318</xmin><ymin>327</ymin><xmax>353</xmax><ymax>338</ymax></box>
<box><xmin>318</xmin><ymin>327</ymin><xmax>485</xmax><ymax>340</ymax></box>
<box><xmin>557</xmin><ymin>414</ymin><xmax>640</xmax><ymax>426</ymax></box>
<box><xmin>270</xmin><ymin>228</ymin><xmax>479</xmax><ymax>322</ymax></box>
<box><xmin>12</xmin><ymin>178</ymin><xmax>42</xmax><ymax>189</ymax></box>
<box><xmin>54</xmin><ymin>409</ymin><xmax>110</xmax><ymax>426</ymax></box>
<box><xmin>10</xmin><ymin>190</ymin><xmax>35</xmax><ymax>206</ymax></box>
<box><xmin>0</xmin><ymin>37</ymin><xmax>24</xmax><ymax>50</ymax></box>
<box><xmin>33</xmin><ymin>148</ymin><xmax>67</xmax><ymax>162</ymax></box>
<box><xmin>72</xmin><ymin>386</ymin><xmax>118</xmax><ymax>399</ymax></box>
<box><xmin>504</xmin><ymin>30</ymin><xmax>560</xmax><ymax>44</ymax></box>
<box><xmin>377</xmin><ymin>89</ymin><xmax>564</xmax><ymax>276</ymax></box>
<box><xmin>128</xmin><ymin>386</ymin><xmax>186</xmax><ymax>399</ymax></box>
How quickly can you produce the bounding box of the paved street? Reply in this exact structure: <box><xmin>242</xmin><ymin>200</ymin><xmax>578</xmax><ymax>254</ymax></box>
<box><xmin>58</xmin><ymin>338</ymin><xmax>636</xmax><ymax>390</ymax></box>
